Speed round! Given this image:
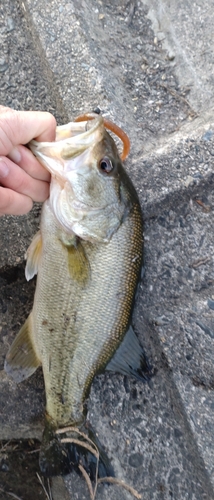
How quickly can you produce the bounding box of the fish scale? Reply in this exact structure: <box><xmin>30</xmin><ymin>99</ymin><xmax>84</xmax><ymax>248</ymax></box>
<box><xmin>32</xmin><ymin>196</ymin><xmax>143</xmax><ymax>427</ymax></box>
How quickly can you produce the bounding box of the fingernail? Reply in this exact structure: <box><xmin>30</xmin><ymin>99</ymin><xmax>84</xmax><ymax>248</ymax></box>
<box><xmin>8</xmin><ymin>147</ymin><xmax>21</xmax><ymax>163</ymax></box>
<box><xmin>0</xmin><ymin>158</ymin><xmax>9</xmax><ymax>178</ymax></box>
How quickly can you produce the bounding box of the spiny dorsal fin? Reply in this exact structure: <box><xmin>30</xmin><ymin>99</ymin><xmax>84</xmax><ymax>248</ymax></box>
<box><xmin>4</xmin><ymin>315</ymin><xmax>41</xmax><ymax>383</ymax></box>
<box><xmin>25</xmin><ymin>230</ymin><xmax>42</xmax><ymax>281</ymax></box>
<box><xmin>106</xmin><ymin>326</ymin><xmax>152</xmax><ymax>382</ymax></box>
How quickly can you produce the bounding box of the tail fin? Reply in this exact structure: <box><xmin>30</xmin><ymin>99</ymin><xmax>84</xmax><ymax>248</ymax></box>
<box><xmin>40</xmin><ymin>418</ymin><xmax>114</xmax><ymax>480</ymax></box>
<box><xmin>106</xmin><ymin>325</ymin><xmax>153</xmax><ymax>382</ymax></box>
<box><xmin>39</xmin><ymin>418</ymin><xmax>71</xmax><ymax>477</ymax></box>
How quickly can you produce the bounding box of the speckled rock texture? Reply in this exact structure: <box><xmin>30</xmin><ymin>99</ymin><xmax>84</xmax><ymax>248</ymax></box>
<box><xmin>0</xmin><ymin>0</ymin><xmax>214</xmax><ymax>499</ymax></box>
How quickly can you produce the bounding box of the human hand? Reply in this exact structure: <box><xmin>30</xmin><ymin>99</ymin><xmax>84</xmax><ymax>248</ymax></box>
<box><xmin>0</xmin><ymin>106</ymin><xmax>56</xmax><ymax>216</ymax></box>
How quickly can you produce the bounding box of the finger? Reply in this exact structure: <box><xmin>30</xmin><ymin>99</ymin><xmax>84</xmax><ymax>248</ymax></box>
<box><xmin>0</xmin><ymin>187</ymin><xmax>33</xmax><ymax>216</ymax></box>
<box><xmin>0</xmin><ymin>157</ymin><xmax>50</xmax><ymax>202</ymax></box>
<box><xmin>0</xmin><ymin>107</ymin><xmax>56</xmax><ymax>156</ymax></box>
<box><xmin>8</xmin><ymin>145</ymin><xmax>51</xmax><ymax>182</ymax></box>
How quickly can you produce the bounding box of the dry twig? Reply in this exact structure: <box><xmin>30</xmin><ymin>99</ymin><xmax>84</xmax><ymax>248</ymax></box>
<box><xmin>0</xmin><ymin>487</ymin><xmax>23</xmax><ymax>500</ymax></box>
<box><xmin>78</xmin><ymin>464</ymin><xmax>94</xmax><ymax>500</ymax></box>
<box><xmin>160</xmin><ymin>83</ymin><xmax>197</xmax><ymax>117</ymax></box>
<box><xmin>57</xmin><ymin>426</ymin><xmax>141</xmax><ymax>500</ymax></box>
<box><xmin>47</xmin><ymin>479</ymin><xmax>52</xmax><ymax>500</ymax></box>
<box><xmin>0</xmin><ymin>440</ymin><xmax>11</xmax><ymax>453</ymax></box>
<box><xmin>195</xmin><ymin>199</ymin><xmax>211</xmax><ymax>212</ymax></box>
<box><xmin>97</xmin><ymin>477</ymin><xmax>142</xmax><ymax>499</ymax></box>
<box><xmin>190</xmin><ymin>256</ymin><xmax>210</xmax><ymax>268</ymax></box>
<box><xmin>36</xmin><ymin>473</ymin><xmax>51</xmax><ymax>500</ymax></box>
<box><xmin>60</xmin><ymin>437</ymin><xmax>99</xmax><ymax>459</ymax></box>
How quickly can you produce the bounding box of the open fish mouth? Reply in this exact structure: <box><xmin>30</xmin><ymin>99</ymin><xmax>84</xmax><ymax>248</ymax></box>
<box><xmin>29</xmin><ymin>114</ymin><xmax>104</xmax><ymax>177</ymax></box>
<box><xmin>29</xmin><ymin>112</ymin><xmax>130</xmax><ymax>171</ymax></box>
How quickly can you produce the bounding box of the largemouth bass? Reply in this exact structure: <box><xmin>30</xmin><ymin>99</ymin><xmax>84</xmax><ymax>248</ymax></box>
<box><xmin>5</xmin><ymin>112</ymin><xmax>151</xmax><ymax>478</ymax></box>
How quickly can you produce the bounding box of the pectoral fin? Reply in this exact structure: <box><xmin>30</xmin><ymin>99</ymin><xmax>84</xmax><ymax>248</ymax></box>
<box><xmin>106</xmin><ymin>326</ymin><xmax>152</xmax><ymax>382</ymax></box>
<box><xmin>4</xmin><ymin>315</ymin><xmax>41</xmax><ymax>383</ymax></box>
<box><xmin>61</xmin><ymin>237</ymin><xmax>90</xmax><ymax>283</ymax></box>
<box><xmin>25</xmin><ymin>230</ymin><xmax>42</xmax><ymax>281</ymax></box>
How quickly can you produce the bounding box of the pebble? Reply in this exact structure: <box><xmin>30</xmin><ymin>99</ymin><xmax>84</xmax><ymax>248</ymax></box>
<box><xmin>196</xmin><ymin>320</ymin><xmax>214</xmax><ymax>339</ymax></box>
<box><xmin>193</xmin><ymin>172</ymin><xmax>203</xmax><ymax>179</ymax></box>
<box><xmin>202</xmin><ymin>130</ymin><xmax>214</xmax><ymax>141</ymax></box>
<box><xmin>7</xmin><ymin>17</ymin><xmax>15</xmax><ymax>31</ymax></box>
<box><xmin>207</xmin><ymin>298</ymin><xmax>214</xmax><ymax>310</ymax></box>
<box><xmin>129</xmin><ymin>452</ymin><xmax>144</xmax><ymax>468</ymax></box>
<box><xmin>0</xmin><ymin>58</ymin><xmax>8</xmax><ymax>73</ymax></box>
<box><xmin>183</xmin><ymin>175</ymin><xmax>194</xmax><ymax>187</ymax></box>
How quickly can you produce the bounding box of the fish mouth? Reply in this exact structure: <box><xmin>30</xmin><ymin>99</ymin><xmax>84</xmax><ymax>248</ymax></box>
<box><xmin>29</xmin><ymin>114</ymin><xmax>104</xmax><ymax>175</ymax></box>
<box><xmin>29</xmin><ymin>112</ymin><xmax>130</xmax><ymax>170</ymax></box>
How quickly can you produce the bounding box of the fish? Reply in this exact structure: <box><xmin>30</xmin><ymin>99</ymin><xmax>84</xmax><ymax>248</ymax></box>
<box><xmin>4</xmin><ymin>112</ymin><xmax>152</xmax><ymax>478</ymax></box>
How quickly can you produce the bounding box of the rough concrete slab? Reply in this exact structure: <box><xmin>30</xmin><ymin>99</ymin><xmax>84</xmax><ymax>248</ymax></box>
<box><xmin>143</xmin><ymin>0</ymin><xmax>214</xmax><ymax>113</ymax></box>
<box><xmin>23</xmin><ymin>0</ymin><xmax>196</xmax><ymax>142</ymax></box>
<box><xmin>1</xmin><ymin>0</ymin><xmax>214</xmax><ymax>499</ymax></box>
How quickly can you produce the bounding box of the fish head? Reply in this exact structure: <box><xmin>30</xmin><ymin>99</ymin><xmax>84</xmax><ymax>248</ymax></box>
<box><xmin>29</xmin><ymin>115</ymin><xmax>131</xmax><ymax>243</ymax></box>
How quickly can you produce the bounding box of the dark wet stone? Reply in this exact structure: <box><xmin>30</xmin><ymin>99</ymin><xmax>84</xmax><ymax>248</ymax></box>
<box><xmin>129</xmin><ymin>452</ymin><xmax>144</xmax><ymax>468</ymax></box>
<box><xmin>0</xmin><ymin>58</ymin><xmax>8</xmax><ymax>72</ymax></box>
<box><xmin>193</xmin><ymin>172</ymin><xmax>203</xmax><ymax>179</ymax></box>
<box><xmin>132</xmin><ymin>417</ymin><xmax>142</xmax><ymax>426</ymax></box>
<box><xmin>137</xmin><ymin>427</ymin><xmax>147</xmax><ymax>438</ymax></box>
<box><xmin>1</xmin><ymin>461</ymin><xmax>10</xmax><ymax>472</ymax></box>
<box><xmin>174</xmin><ymin>428</ymin><xmax>183</xmax><ymax>439</ymax></box>
<box><xmin>132</xmin><ymin>403</ymin><xmax>143</xmax><ymax>411</ymax></box>
<box><xmin>130</xmin><ymin>387</ymin><xmax>137</xmax><ymax>400</ymax></box>
<box><xmin>196</xmin><ymin>321</ymin><xmax>214</xmax><ymax>339</ymax></box>
<box><xmin>158</xmin><ymin>216</ymin><xmax>167</xmax><ymax>227</ymax></box>
<box><xmin>207</xmin><ymin>298</ymin><xmax>214</xmax><ymax>310</ymax></box>
<box><xmin>0</xmin><ymin>298</ymin><xmax>7</xmax><ymax>314</ymax></box>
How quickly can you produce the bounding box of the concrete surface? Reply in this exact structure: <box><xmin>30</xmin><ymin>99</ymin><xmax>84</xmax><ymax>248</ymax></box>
<box><xmin>143</xmin><ymin>0</ymin><xmax>214</xmax><ymax>113</ymax></box>
<box><xmin>0</xmin><ymin>0</ymin><xmax>214</xmax><ymax>499</ymax></box>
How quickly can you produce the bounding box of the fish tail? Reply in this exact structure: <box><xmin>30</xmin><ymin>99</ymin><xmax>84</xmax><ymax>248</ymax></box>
<box><xmin>39</xmin><ymin>417</ymin><xmax>114</xmax><ymax>480</ymax></box>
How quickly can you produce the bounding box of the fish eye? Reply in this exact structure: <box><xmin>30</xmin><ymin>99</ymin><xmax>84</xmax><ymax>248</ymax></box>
<box><xmin>99</xmin><ymin>157</ymin><xmax>114</xmax><ymax>174</ymax></box>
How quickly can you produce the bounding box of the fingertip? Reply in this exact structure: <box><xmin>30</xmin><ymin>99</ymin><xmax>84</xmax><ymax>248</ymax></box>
<box><xmin>17</xmin><ymin>145</ymin><xmax>51</xmax><ymax>181</ymax></box>
<box><xmin>0</xmin><ymin>188</ymin><xmax>33</xmax><ymax>216</ymax></box>
<box><xmin>35</xmin><ymin>112</ymin><xmax>57</xmax><ymax>142</ymax></box>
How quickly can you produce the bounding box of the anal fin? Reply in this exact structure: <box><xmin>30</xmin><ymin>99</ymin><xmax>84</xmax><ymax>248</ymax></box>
<box><xmin>4</xmin><ymin>315</ymin><xmax>41</xmax><ymax>383</ymax></box>
<box><xmin>106</xmin><ymin>326</ymin><xmax>152</xmax><ymax>382</ymax></box>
